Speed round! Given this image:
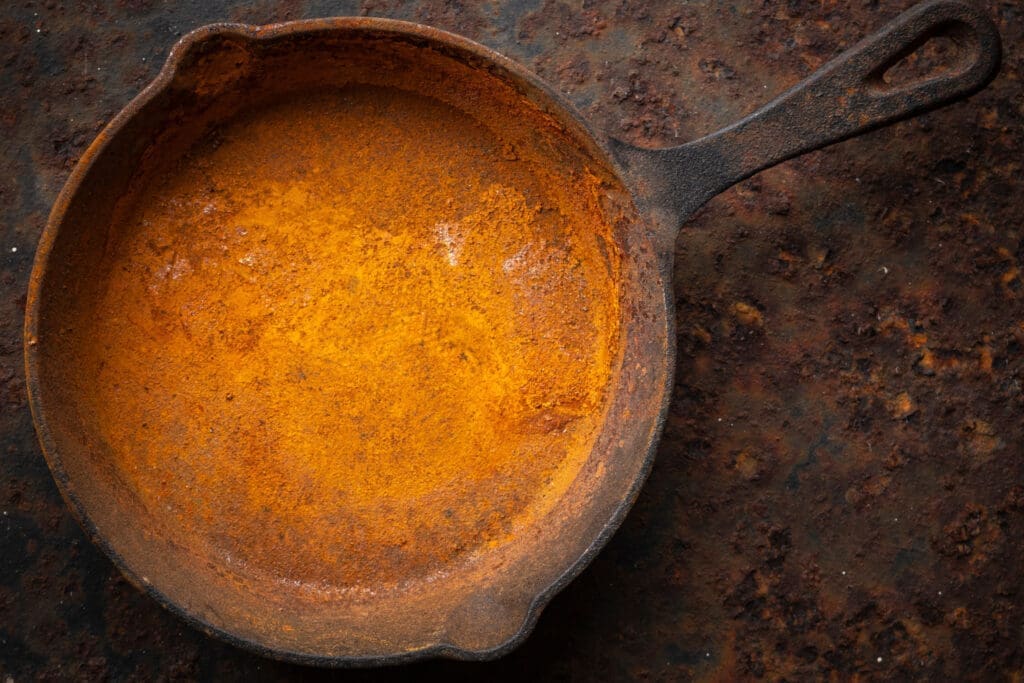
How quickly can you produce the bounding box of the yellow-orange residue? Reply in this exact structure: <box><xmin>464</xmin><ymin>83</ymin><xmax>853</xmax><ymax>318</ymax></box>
<box><xmin>71</xmin><ymin>85</ymin><xmax>621</xmax><ymax>591</ymax></box>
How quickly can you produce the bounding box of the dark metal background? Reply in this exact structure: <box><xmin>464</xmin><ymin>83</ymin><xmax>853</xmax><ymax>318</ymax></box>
<box><xmin>1</xmin><ymin>0</ymin><xmax>1021</xmax><ymax>680</ymax></box>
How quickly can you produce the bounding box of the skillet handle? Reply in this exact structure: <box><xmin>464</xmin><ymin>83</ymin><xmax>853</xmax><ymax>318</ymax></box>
<box><xmin>613</xmin><ymin>0</ymin><xmax>1001</xmax><ymax>233</ymax></box>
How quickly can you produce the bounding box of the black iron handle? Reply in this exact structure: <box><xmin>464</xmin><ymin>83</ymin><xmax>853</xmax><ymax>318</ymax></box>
<box><xmin>614</xmin><ymin>0</ymin><xmax>1001</xmax><ymax>234</ymax></box>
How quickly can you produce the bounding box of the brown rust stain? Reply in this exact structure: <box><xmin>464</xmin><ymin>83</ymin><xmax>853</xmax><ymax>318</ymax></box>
<box><xmin>4</xmin><ymin>0</ymin><xmax>1023</xmax><ymax>679</ymax></box>
<box><xmin>62</xmin><ymin>84</ymin><xmax>621</xmax><ymax>589</ymax></box>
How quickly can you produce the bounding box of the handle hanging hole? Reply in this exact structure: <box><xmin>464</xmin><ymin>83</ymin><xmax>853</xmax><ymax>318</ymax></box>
<box><xmin>869</xmin><ymin>19</ymin><xmax>978</xmax><ymax>92</ymax></box>
<box><xmin>882</xmin><ymin>35</ymin><xmax>958</xmax><ymax>88</ymax></box>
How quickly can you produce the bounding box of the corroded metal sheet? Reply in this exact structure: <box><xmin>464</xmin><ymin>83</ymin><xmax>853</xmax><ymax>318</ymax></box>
<box><xmin>1</xmin><ymin>0</ymin><xmax>1021</xmax><ymax>679</ymax></box>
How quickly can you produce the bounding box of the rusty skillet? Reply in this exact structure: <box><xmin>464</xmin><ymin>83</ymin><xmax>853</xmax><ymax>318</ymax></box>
<box><xmin>25</xmin><ymin>0</ymin><xmax>999</xmax><ymax>666</ymax></box>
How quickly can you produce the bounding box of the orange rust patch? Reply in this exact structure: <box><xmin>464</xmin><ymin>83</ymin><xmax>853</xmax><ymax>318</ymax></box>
<box><xmin>729</xmin><ymin>301</ymin><xmax>764</xmax><ymax>328</ymax></box>
<box><xmin>66</xmin><ymin>85</ymin><xmax>621</xmax><ymax>591</ymax></box>
<box><xmin>887</xmin><ymin>391</ymin><xmax>917</xmax><ymax>419</ymax></box>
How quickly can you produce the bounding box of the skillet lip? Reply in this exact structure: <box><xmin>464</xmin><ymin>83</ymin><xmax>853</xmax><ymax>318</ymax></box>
<box><xmin>23</xmin><ymin>16</ymin><xmax>676</xmax><ymax>668</ymax></box>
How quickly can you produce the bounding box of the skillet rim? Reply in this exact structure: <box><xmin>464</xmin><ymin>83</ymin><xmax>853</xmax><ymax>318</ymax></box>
<box><xmin>23</xmin><ymin>16</ymin><xmax>676</xmax><ymax>667</ymax></box>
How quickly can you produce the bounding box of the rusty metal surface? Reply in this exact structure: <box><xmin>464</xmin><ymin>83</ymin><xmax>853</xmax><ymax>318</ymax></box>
<box><xmin>1</xmin><ymin>0</ymin><xmax>1021</xmax><ymax>679</ymax></box>
<box><xmin>25</xmin><ymin>18</ymin><xmax>666</xmax><ymax>664</ymax></box>
<box><xmin>617</xmin><ymin>0</ymin><xmax>1001</xmax><ymax>232</ymax></box>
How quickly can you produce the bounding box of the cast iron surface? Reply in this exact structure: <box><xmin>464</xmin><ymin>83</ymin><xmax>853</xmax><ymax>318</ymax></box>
<box><xmin>21</xmin><ymin>1</ymin><xmax>999</xmax><ymax>667</ymax></box>
<box><xmin>2</xmin><ymin>0</ymin><xmax>1021</xmax><ymax>679</ymax></box>
<box><xmin>617</xmin><ymin>0</ymin><xmax>1000</xmax><ymax>228</ymax></box>
<box><xmin>25</xmin><ymin>16</ymin><xmax>677</xmax><ymax>664</ymax></box>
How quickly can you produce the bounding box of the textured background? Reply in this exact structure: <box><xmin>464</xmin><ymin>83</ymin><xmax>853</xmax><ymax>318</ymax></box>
<box><xmin>1</xmin><ymin>0</ymin><xmax>1021</xmax><ymax>680</ymax></box>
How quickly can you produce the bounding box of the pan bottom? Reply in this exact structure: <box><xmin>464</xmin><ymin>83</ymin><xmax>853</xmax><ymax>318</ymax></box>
<box><xmin>63</xmin><ymin>83</ymin><xmax>622</xmax><ymax>592</ymax></box>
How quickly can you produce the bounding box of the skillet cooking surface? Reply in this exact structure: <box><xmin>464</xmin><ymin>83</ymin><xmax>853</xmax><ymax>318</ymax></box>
<box><xmin>57</xmin><ymin>74</ymin><xmax>623</xmax><ymax>589</ymax></box>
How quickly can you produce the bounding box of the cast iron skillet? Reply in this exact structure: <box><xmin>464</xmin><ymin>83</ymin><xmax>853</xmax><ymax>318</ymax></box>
<box><xmin>25</xmin><ymin>0</ymin><xmax>1000</xmax><ymax>666</ymax></box>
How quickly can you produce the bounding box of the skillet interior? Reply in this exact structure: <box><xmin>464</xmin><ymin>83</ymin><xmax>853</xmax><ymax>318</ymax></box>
<box><xmin>27</xmin><ymin>23</ymin><xmax>671</xmax><ymax>660</ymax></box>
